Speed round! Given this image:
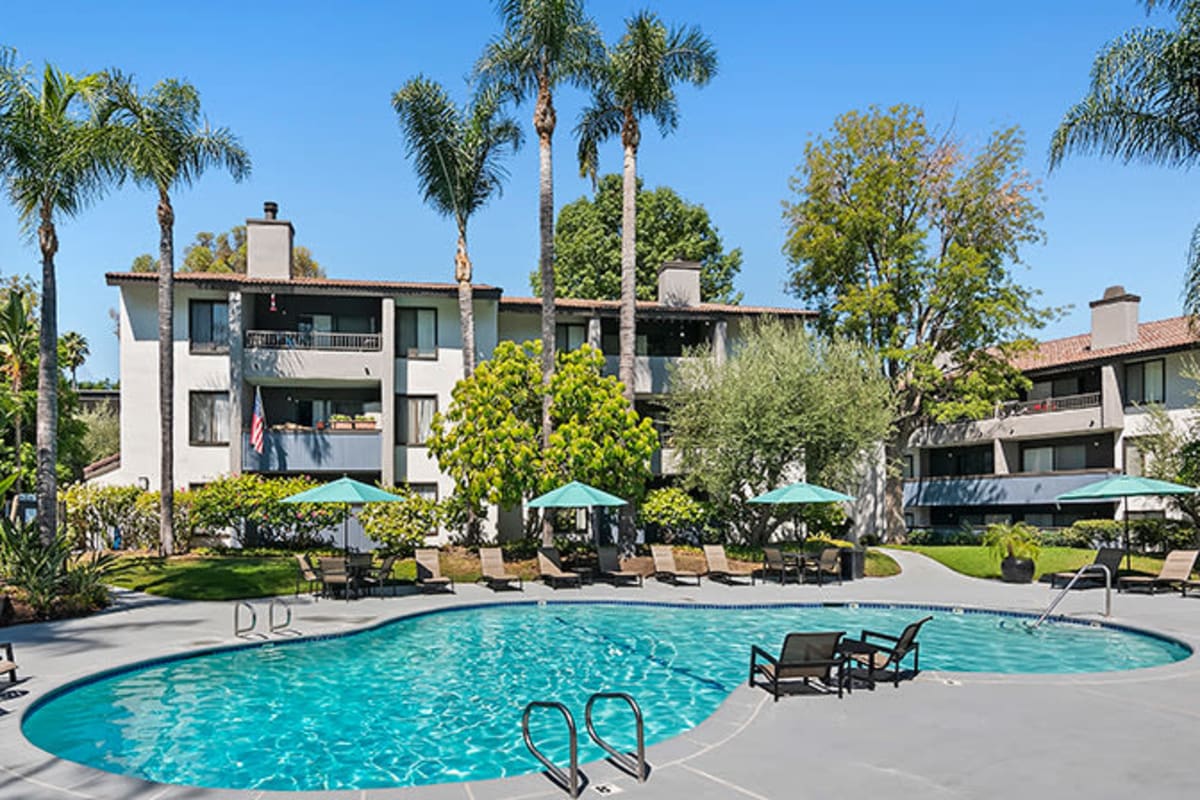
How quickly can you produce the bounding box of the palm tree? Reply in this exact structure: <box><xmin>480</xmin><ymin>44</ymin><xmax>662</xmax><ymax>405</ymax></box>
<box><xmin>477</xmin><ymin>0</ymin><xmax>602</xmax><ymax>449</ymax></box>
<box><xmin>0</xmin><ymin>60</ymin><xmax>122</xmax><ymax>541</ymax></box>
<box><xmin>102</xmin><ymin>75</ymin><xmax>250</xmax><ymax>557</ymax></box>
<box><xmin>0</xmin><ymin>289</ymin><xmax>37</xmax><ymax>493</ymax></box>
<box><xmin>392</xmin><ymin>77</ymin><xmax>522</xmax><ymax>377</ymax></box>
<box><xmin>576</xmin><ymin>12</ymin><xmax>717</xmax><ymax>405</ymax></box>
<box><xmin>58</xmin><ymin>330</ymin><xmax>89</xmax><ymax>389</ymax></box>
<box><xmin>1049</xmin><ymin>0</ymin><xmax>1200</xmax><ymax>313</ymax></box>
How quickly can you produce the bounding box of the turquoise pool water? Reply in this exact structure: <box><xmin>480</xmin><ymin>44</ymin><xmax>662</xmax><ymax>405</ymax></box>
<box><xmin>22</xmin><ymin>602</ymin><xmax>1190</xmax><ymax>791</ymax></box>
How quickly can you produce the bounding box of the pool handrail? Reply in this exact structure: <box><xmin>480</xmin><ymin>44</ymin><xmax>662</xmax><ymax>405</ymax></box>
<box><xmin>269</xmin><ymin>598</ymin><xmax>293</xmax><ymax>635</ymax></box>
<box><xmin>585</xmin><ymin>691</ymin><xmax>646</xmax><ymax>782</ymax></box>
<box><xmin>233</xmin><ymin>601</ymin><xmax>257</xmax><ymax>638</ymax></box>
<box><xmin>522</xmin><ymin>700</ymin><xmax>579</xmax><ymax>797</ymax></box>
<box><xmin>1035</xmin><ymin>563</ymin><xmax>1112</xmax><ymax>628</ymax></box>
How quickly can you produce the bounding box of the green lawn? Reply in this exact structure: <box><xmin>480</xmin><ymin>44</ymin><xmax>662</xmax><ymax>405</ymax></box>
<box><xmin>866</xmin><ymin>549</ymin><xmax>902</xmax><ymax>577</ymax></box>
<box><xmin>893</xmin><ymin>546</ymin><xmax>1167</xmax><ymax>581</ymax></box>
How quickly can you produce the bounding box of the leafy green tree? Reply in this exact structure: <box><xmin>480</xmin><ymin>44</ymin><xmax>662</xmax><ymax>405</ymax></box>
<box><xmin>58</xmin><ymin>330</ymin><xmax>88</xmax><ymax>389</ymax></box>
<box><xmin>78</xmin><ymin>402</ymin><xmax>119</xmax><ymax>463</ymax></box>
<box><xmin>0</xmin><ymin>289</ymin><xmax>36</xmax><ymax>492</ymax></box>
<box><xmin>428</xmin><ymin>340</ymin><xmax>657</xmax><ymax>543</ymax></box>
<box><xmin>667</xmin><ymin>320</ymin><xmax>894</xmax><ymax>545</ymax></box>
<box><xmin>172</xmin><ymin>225</ymin><xmax>323</xmax><ymax>278</ymax></box>
<box><xmin>477</xmin><ymin>0</ymin><xmax>603</xmax><ymax>453</ymax></box>
<box><xmin>359</xmin><ymin>486</ymin><xmax>441</xmax><ymax>555</ymax></box>
<box><xmin>783</xmin><ymin>105</ymin><xmax>1049</xmax><ymax>540</ymax></box>
<box><xmin>541</xmin><ymin>174</ymin><xmax>742</xmax><ymax>304</ymax></box>
<box><xmin>130</xmin><ymin>253</ymin><xmax>155</xmax><ymax>272</ymax></box>
<box><xmin>576</xmin><ymin>12</ymin><xmax>717</xmax><ymax>405</ymax></box>
<box><xmin>392</xmin><ymin>78</ymin><xmax>522</xmax><ymax>377</ymax></box>
<box><xmin>0</xmin><ymin>58</ymin><xmax>123</xmax><ymax>540</ymax></box>
<box><xmin>639</xmin><ymin>486</ymin><xmax>706</xmax><ymax>542</ymax></box>
<box><xmin>1136</xmin><ymin>397</ymin><xmax>1200</xmax><ymax>527</ymax></box>
<box><xmin>1049</xmin><ymin>1</ymin><xmax>1200</xmax><ymax>316</ymax></box>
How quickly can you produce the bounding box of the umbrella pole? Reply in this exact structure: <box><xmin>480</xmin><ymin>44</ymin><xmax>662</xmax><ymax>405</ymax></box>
<box><xmin>1124</xmin><ymin>496</ymin><xmax>1131</xmax><ymax>573</ymax></box>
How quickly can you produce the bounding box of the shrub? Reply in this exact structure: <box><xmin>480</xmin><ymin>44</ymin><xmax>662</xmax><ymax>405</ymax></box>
<box><xmin>1130</xmin><ymin>519</ymin><xmax>1198</xmax><ymax>553</ymax></box>
<box><xmin>0</xmin><ymin>519</ymin><xmax>113</xmax><ymax>618</ymax></box>
<box><xmin>640</xmin><ymin>488</ymin><xmax>706</xmax><ymax>543</ymax></box>
<box><xmin>1064</xmin><ymin>519</ymin><xmax>1123</xmax><ymax>548</ymax></box>
<box><xmin>62</xmin><ymin>483</ymin><xmax>197</xmax><ymax>552</ymax></box>
<box><xmin>359</xmin><ymin>487</ymin><xmax>439</xmax><ymax>555</ymax></box>
<box><xmin>191</xmin><ymin>474</ymin><xmax>350</xmax><ymax>547</ymax></box>
<box><xmin>906</xmin><ymin>528</ymin><xmax>981</xmax><ymax>546</ymax></box>
<box><xmin>982</xmin><ymin>522</ymin><xmax>1041</xmax><ymax>564</ymax></box>
<box><xmin>802</xmin><ymin>536</ymin><xmax>856</xmax><ymax>553</ymax></box>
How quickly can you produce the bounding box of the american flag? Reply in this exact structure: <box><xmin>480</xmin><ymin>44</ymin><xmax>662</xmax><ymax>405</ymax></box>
<box><xmin>250</xmin><ymin>386</ymin><xmax>266</xmax><ymax>455</ymax></box>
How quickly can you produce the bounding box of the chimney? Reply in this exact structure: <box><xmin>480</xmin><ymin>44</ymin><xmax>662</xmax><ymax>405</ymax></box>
<box><xmin>657</xmin><ymin>260</ymin><xmax>701</xmax><ymax>306</ymax></box>
<box><xmin>245</xmin><ymin>201</ymin><xmax>294</xmax><ymax>280</ymax></box>
<box><xmin>1089</xmin><ymin>285</ymin><xmax>1140</xmax><ymax>350</ymax></box>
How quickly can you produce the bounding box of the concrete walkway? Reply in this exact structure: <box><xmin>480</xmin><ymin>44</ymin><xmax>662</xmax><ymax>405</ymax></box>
<box><xmin>1</xmin><ymin>550</ymin><xmax>1198</xmax><ymax>799</ymax></box>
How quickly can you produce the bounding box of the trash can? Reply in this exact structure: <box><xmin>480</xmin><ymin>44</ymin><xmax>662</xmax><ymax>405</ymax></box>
<box><xmin>839</xmin><ymin>547</ymin><xmax>865</xmax><ymax>580</ymax></box>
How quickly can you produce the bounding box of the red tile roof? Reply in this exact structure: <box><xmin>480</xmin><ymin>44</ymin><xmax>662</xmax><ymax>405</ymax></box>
<box><xmin>1010</xmin><ymin>316</ymin><xmax>1200</xmax><ymax>372</ymax></box>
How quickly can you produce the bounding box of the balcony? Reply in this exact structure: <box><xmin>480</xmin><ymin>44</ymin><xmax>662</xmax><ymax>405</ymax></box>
<box><xmin>912</xmin><ymin>391</ymin><xmax>1110</xmax><ymax>447</ymax></box>
<box><xmin>245</xmin><ymin>330</ymin><xmax>382</xmax><ymax>351</ymax></box>
<box><xmin>999</xmin><ymin>391</ymin><xmax>1100</xmax><ymax>417</ymax></box>
<box><xmin>603</xmin><ymin>355</ymin><xmax>697</xmax><ymax>395</ymax></box>
<box><xmin>242</xmin><ymin>429</ymin><xmax>382</xmax><ymax>473</ymax></box>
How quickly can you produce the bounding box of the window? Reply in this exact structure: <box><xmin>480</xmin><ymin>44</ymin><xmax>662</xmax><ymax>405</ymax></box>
<box><xmin>1126</xmin><ymin>359</ymin><xmax>1165</xmax><ymax>405</ymax></box>
<box><xmin>189</xmin><ymin>300</ymin><xmax>229</xmax><ymax>353</ymax></box>
<box><xmin>397</xmin><ymin>308</ymin><xmax>437</xmax><ymax>359</ymax></box>
<box><xmin>1021</xmin><ymin>445</ymin><xmax>1054</xmax><ymax>473</ymax></box>
<box><xmin>928</xmin><ymin>445</ymin><xmax>993</xmax><ymax>477</ymax></box>
<box><xmin>903</xmin><ymin>455</ymin><xmax>914</xmax><ymax>479</ymax></box>
<box><xmin>1056</xmin><ymin>443</ymin><xmax>1087</xmax><ymax>471</ymax></box>
<box><xmin>600</xmin><ymin>319</ymin><xmax>620</xmax><ymax>355</ymax></box>
<box><xmin>397</xmin><ymin>396</ymin><xmax>437</xmax><ymax>445</ymax></box>
<box><xmin>407</xmin><ymin>483</ymin><xmax>438</xmax><ymax>501</ymax></box>
<box><xmin>556</xmin><ymin>323</ymin><xmax>587</xmax><ymax>352</ymax></box>
<box><xmin>1020</xmin><ymin>435</ymin><xmax>1113</xmax><ymax>472</ymax></box>
<box><xmin>189</xmin><ymin>391</ymin><xmax>230</xmax><ymax>445</ymax></box>
<box><xmin>635</xmin><ymin>319</ymin><xmax>711</xmax><ymax>357</ymax></box>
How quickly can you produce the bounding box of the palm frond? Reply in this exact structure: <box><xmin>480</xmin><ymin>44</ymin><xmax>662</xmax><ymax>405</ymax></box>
<box><xmin>477</xmin><ymin>0</ymin><xmax>603</xmax><ymax>101</ymax></box>
<box><xmin>1183</xmin><ymin>218</ymin><xmax>1200</xmax><ymax>321</ymax></box>
<box><xmin>574</xmin><ymin>90</ymin><xmax>621</xmax><ymax>184</ymax></box>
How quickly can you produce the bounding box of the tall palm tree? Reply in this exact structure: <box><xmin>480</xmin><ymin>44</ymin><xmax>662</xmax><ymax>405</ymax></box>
<box><xmin>0</xmin><ymin>289</ymin><xmax>37</xmax><ymax>493</ymax></box>
<box><xmin>0</xmin><ymin>60</ymin><xmax>122</xmax><ymax>541</ymax></box>
<box><xmin>576</xmin><ymin>12</ymin><xmax>717</xmax><ymax>405</ymax></box>
<box><xmin>392</xmin><ymin>77</ymin><xmax>522</xmax><ymax>377</ymax></box>
<box><xmin>477</xmin><ymin>0</ymin><xmax>602</xmax><ymax>450</ymax></box>
<box><xmin>1049</xmin><ymin>0</ymin><xmax>1200</xmax><ymax>313</ymax></box>
<box><xmin>102</xmin><ymin>75</ymin><xmax>250</xmax><ymax>557</ymax></box>
<box><xmin>58</xmin><ymin>330</ymin><xmax>88</xmax><ymax>389</ymax></box>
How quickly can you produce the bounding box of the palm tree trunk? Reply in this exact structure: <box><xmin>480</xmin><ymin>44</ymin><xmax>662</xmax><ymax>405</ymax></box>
<box><xmin>883</xmin><ymin>426</ymin><xmax>912</xmax><ymax>543</ymax></box>
<box><xmin>12</xmin><ymin>383</ymin><xmax>22</xmax><ymax>496</ymax></box>
<box><xmin>619</xmin><ymin>135</ymin><xmax>638</xmax><ymax>406</ymax></box>
<box><xmin>158</xmin><ymin>192</ymin><xmax>176</xmax><ymax>556</ymax></box>
<box><xmin>455</xmin><ymin>230</ymin><xmax>476</xmax><ymax>377</ymax></box>
<box><xmin>535</xmin><ymin>77</ymin><xmax>557</xmax><ymax>548</ymax></box>
<box><xmin>35</xmin><ymin>211</ymin><xmax>58</xmax><ymax>543</ymax></box>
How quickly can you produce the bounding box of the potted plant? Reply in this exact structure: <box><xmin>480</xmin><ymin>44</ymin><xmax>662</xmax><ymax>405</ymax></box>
<box><xmin>329</xmin><ymin>414</ymin><xmax>354</xmax><ymax>431</ymax></box>
<box><xmin>353</xmin><ymin>414</ymin><xmax>376</xmax><ymax>431</ymax></box>
<box><xmin>982</xmin><ymin>522</ymin><xmax>1041</xmax><ymax>583</ymax></box>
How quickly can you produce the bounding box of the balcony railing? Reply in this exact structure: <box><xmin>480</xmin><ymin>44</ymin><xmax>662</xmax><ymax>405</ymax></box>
<box><xmin>245</xmin><ymin>329</ymin><xmax>382</xmax><ymax>352</ymax></box>
<box><xmin>998</xmin><ymin>391</ymin><xmax>1101</xmax><ymax>417</ymax></box>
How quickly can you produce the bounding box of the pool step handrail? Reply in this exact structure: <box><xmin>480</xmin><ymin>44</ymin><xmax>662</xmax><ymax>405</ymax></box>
<box><xmin>1034</xmin><ymin>564</ymin><xmax>1112</xmax><ymax>628</ymax></box>
<box><xmin>233</xmin><ymin>601</ymin><xmax>258</xmax><ymax>638</ymax></box>
<box><xmin>522</xmin><ymin>701</ymin><xmax>579</xmax><ymax>798</ymax></box>
<box><xmin>585</xmin><ymin>692</ymin><xmax>646</xmax><ymax>782</ymax></box>
<box><xmin>268</xmin><ymin>598</ymin><xmax>293</xmax><ymax>634</ymax></box>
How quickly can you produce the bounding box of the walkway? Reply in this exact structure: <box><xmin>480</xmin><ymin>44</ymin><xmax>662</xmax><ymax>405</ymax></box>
<box><xmin>1</xmin><ymin>550</ymin><xmax>1198</xmax><ymax>799</ymax></box>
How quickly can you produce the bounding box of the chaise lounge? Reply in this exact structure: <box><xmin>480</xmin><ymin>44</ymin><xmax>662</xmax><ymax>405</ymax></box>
<box><xmin>0</xmin><ymin>642</ymin><xmax>16</xmax><ymax>683</ymax></box>
<box><xmin>843</xmin><ymin>615</ymin><xmax>932</xmax><ymax>689</ymax></box>
<box><xmin>651</xmin><ymin>544</ymin><xmax>702</xmax><ymax>586</ymax></box>
<box><xmin>702</xmin><ymin>544</ymin><xmax>755</xmax><ymax>585</ymax></box>
<box><xmin>1118</xmin><ymin>549</ymin><xmax>1199</xmax><ymax>595</ymax></box>
<box><xmin>1047</xmin><ymin>547</ymin><xmax>1124</xmax><ymax>589</ymax></box>
<box><xmin>415</xmin><ymin>548</ymin><xmax>455</xmax><ymax>593</ymax></box>
<box><xmin>537</xmin><ymin>547</ymin><xmax>584</xmax><ymax>589</ymax></box>
<box><xmin>749</xmin><ymin>631</ymin><xmax>847</xmax><ymax>701</ymax></box>
<box><xmin>478</xmin><ymin>547</ymin><xmax>523</xmax><ymax>591</ymax></box>
<box><xmin>597</xmin><ymin>546</ymin><xmax>643</xmax><ymax>587</ymax></box>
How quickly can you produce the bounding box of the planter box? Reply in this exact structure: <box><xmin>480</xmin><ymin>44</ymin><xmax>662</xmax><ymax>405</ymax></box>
<box><xmin>329</xmin><ymin>420</ymin><xmax>354</xmax><ymax>431</ymax></box>
<box><xmin>353</xmin><ymin>420</ymin><xmax>377</xmax><ymax>431</ymax></box>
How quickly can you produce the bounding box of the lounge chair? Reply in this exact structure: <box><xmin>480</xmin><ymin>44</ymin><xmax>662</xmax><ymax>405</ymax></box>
<box><xmin>597</xmin><ymin>546</ymin><xmax>643</xmax><ymax>587</ymax></box>
<box><xmin>478</xmin><ymin>547</ymin><xmax>523</xmax><ymax>591</ymax></box>
<box><xmin>295</xmin><ymin>554</ymin><xmax>320</xmax><ymax>596</ymax></box>
<box><xmin>1118</xmin><ymin>549</ymin><xmax>1199</xmax><ymax>595</ymax></box>
<box><xmin>0</xmin><ymin>642</ymin><xmax>16</xmax><ymax>683</ymax></box>
<box><xmin>415</xmin><ymin>548</ymin><xmax>455</xmax><ymax>593</ymax></box>
<box><xmin>844</xmin><ymin>615</ymin><xmax>932</xmax><ymax>689</ymax></box>
<box><xmin>361</xmin><ymin>555</ymin><xmax>398</xmax><ymax>596</ymax></box>
<box><xmin>650</xmin><ymin>544</ymin><xmax>701</xmax><ymax>586</ymax></box>
<box><xmin>702</xmin><ymin>544</ymin><xmax>755</xmax><ymax>585</ymax></box>
<box><xmin>1048</xmin><ymin>547</ymin><xmax>1124</xmax><ymax>589</ymax></box>
<box><xmin>803</xmin><ymin>547</ymin><xmax>843</xmax><ymax>585</ymax></box>
<box><xmin>317</xmin><ymin>556</ymin><xmax>357</xmax><ymax>600</ymax></box>
<box><xmin>537</xmin><ymin>548</ymin><xmax>584</xmax><ymax>589</ymax></box>
<box><xmin>763</xmin><ymin>546</ymin><xmax>801</xmax><ymax>584</ymax></box>
<box><xmin>749</xmin><ymin>631</ymin><xmax>846</xmax><ymax>701</ymax></box>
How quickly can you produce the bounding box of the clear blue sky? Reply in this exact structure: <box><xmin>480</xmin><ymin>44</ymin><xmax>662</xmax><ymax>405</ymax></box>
<box><xmin>2</xmin><ymin>0</ymin><xmax>1197</xmax><ymax>382</ymax></box>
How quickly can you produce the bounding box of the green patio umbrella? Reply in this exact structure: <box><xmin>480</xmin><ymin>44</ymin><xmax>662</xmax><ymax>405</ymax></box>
<box><xmin>1056</xmin><ymin>475</ymin><xmax>1197</xmax><ymax>571</ymax></box>
<box><xmin>748</xmin><ymin>481</ymin><xmax>856</xmax><ymax>541</ymax></box>
<box><xmin>282</xmin><ymin>476</ymin><xmax>405</xmax><ymax>555</ymax></box>
<box><xmin>528</xmin><ymin>481</ymin><xmax>627</xmax><ymax>546</ymax></box>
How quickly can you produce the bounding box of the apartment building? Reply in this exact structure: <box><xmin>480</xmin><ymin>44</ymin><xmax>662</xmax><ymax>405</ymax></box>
<box><xmin>903</xmin><ymin>286</ymin><xmax>1199</xmax><ymax>532</ymax></box>
<box><xmin>93</xmin><ymin>203</ymin><xmax>810</xmax><ymax>537</ymax></box>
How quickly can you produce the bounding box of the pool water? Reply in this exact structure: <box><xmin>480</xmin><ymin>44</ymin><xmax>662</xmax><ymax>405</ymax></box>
<box><xmin>22</xmin><ymin>602</ymin><xmax>1190</xmax><ymax>791</ymax></box>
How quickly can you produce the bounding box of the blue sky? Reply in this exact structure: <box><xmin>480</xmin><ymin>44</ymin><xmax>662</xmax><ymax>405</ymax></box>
<box><xmin>2</xmin><ymin>0</ymin><xmax>1197</xmax><ymax>382</ymax></box>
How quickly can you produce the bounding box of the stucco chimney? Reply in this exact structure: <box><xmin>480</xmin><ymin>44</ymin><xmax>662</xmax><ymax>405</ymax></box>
<box><xmin>657</xmin><ymin>260</ymin><xmax>701</xmax><ymax>306</ymax></box>
<box><xmin>1090</xmin><ymin>285</ymin><xmax>1140</xmax><ymax>350</ymax></box>
<box><xmin>246</xmin><ymin>201</ymin><xmax>294</xmax><ymax>280</ymax></box>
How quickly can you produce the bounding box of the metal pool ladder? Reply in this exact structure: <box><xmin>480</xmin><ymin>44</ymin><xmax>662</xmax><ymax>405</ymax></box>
<box><xmin>586</xmin><ymin>692</ymin><xmax>646</xmax><ymax>782</ymax></box>
<box><xmin>233</xmin><ymin>601</ymin><xmax>258</xmax><ymax>638</ymax></box>
<box><xmin>1033</xmin><ymin>564</ymin><xmax>1112</xmax><ymax>628</ymax></box>
<box><xmin>522</xmin><ymin>693</ymin><xmax>647</xmax><ymax>797</ymax></box>
<box><xmin>522</xmin><ymin>701</ymin><xmax>579</xmax><ymax>797</ymax></box>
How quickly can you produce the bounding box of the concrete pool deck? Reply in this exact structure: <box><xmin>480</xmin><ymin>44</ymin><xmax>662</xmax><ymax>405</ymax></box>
<box><xmin>1</xmin><ymin>549</ymin><xmax>1198</xmax><ymax>799</ymax></box>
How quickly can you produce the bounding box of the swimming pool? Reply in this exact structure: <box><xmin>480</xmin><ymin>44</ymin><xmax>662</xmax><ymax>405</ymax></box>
<box><xmin>22</xmin><ymin>601</ymin><xmax>1191</xmax><ymax>792</ymax></box>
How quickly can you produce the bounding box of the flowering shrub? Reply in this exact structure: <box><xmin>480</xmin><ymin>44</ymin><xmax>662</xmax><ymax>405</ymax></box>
<box><xmin>359</xmin><ymin>486</ymin><xmax>439</xmax><ymax>555</ymax></box>
<box><xmin>190</xmin><ymin>474</ymin><xmax>349</xmax><ymax>547</ymax></box>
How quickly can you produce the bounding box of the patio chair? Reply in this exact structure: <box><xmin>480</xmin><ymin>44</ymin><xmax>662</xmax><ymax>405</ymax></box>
<box><xmin>650</xmin><ymin>544</ymin><xmax>702</xmax><ymax>586</ymax></box>
<box><xmin>803</xmin><ymin>547</ymin><xmax>843</xmax><ymax>586</ymax></box>
<box><xmin>749</xmin><ymin>631</ymin><xmax>846</xmax><ymax>701</ymax></box>
<box><xmin>360</xmin><ymin>555</ymin><xmax>399</xmax><ymax>596</ymax></box>
<box><xmin>1118</xmin><ymin>549</ymin><xmax>1199</xmax><ymax>595</ymax></box>
<box><xmin>1048</xmin><ymin>547</ymin><xmax>1124</xmax><ymax>589</ymax></box>
<box><xmin>537</xmin><ymin>547</ymin><xmax>584</xmax><ymax>589</ymax></box>
<box><xmin>0</xmin><ymin>642</ymin><xmax>16</xmax><ymax>683</ymax></box>
<box><xmin>763</xmin><ymin>546</ymin><xmax>801</xmax><ymax>585</ymax></box>
<box><xmin>294</xmin><ymin>554</ymin><xmax>320</xmax><ymax>596</ymax></box>
<box><xmin>415</xmin><ymin>548</ymin><xmax>455</xmax><ymax>593</ymax></box>
<box><xmin>597</xmin><ymin>546</ymin><xmax>643</xmax><ymax>587</ymax></box>
<box><xmin>844</xmin><ymin>615</ymin><xmax>933</xmax><ymax>689</ymax></box>
<box><xmin>317</xmin><ymin>556</ymin><xmax>357</xmax><ymax>600</ymax></box>
<box><xmin>478</xmin><ymin>547</ymin><xmax>523</xmax><ymax>591</ymax></box>
<box><xmin>702</xmin><ymin>544</ymin><xmax>755</xmax><ymax>585</ymax></box>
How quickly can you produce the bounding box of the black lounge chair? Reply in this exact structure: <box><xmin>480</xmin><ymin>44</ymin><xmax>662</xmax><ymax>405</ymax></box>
<box><xmin>845</xmin><ymin>615</ymin><xmax>932</xmax><ymax>688</ymax></box>
<box><xmin>749</xmin><ymin>631</ymin><xmax>846</xmax><ymax>701</ymax></box>
<box><xmin>1048</xmin><ymin>547</ymin><xmax>1124</xmax><ymax>589</ymax></box>
<box><xmin>415</xmin><ymin>548</ymin><xmax>455</xmax><ymax>593</ymax></box>
<box><xmin>361</xmin><ymin>555</ymin><xmax>399</xmax><ymax>596</ymax></box>
<box><xmin>598</xmin><ymin>546</ymin><xmax>643</xmax><ymax>587</ymax></box>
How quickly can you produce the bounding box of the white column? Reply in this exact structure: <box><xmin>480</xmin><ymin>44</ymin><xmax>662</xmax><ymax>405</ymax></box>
<box><xmin>381</xmin><ymin>297</ymin><xmax>396</xmax><ymax>486</ymax></box>
<box><xmin>227</xmin><ymin>290</ymin><xmax>243</xmax><ymax>475</ymax></box>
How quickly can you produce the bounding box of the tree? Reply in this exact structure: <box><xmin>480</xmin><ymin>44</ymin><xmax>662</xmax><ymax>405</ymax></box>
<box><xmin>130</xmin><ymin>253</ymin><xmax>155</xmax><ymax>272</ymax></box>
<box><xmin>1136</xmin><ymin>396</ymin><xmax>1200</xmax><ymax>526</ymax></box>
<box><xmin>392</xmin><ymin>77</ymin><xmax>522</xmax><ymax>377</ymax></box>
<box><xmin>103</xmin><ymin>74</ymin><xmax>249</xmax><ymax>557</ymax></box>
<box><xmin>541</xmin><ymin>173</ymin><xmax>742</xmax><ymax>304</ymax></box>
<box><xmin>0</xmin><ymin>288</ymin><xmax>36</xmax><ymax>493</ymax></box>
<box><xmin>576</xmin><ymin>12</ymin><xmax>717</xmax><ymax>406</ymax></box>
<box><xmin>175</xmin><ymin>225</ymin><xmax>322</xmax><ymax>277</ymax></box>
<box><xmin>477</xmin><ymin>0</ymin><xmax>603</xmax><ymax>456</ymax></box>
<box><xmin>0</xmin><ymin>59</ymin><xmax>123</xmax><ymax>541</ymax></box>
<box><xmin>58</xmin><ymin>330</ymin><xmax>88</xmax><ymax>389</ymax></box>
<box><xmin>1048</xmin><ymin>1</ymin><xmax>1200</xmax><ymax>316</ymax></box>
<box><xmin>79</xmin><ymin>402</ymin><xmax>119</xmax><ymax>463</ymax></box>
<box><xmin>427</xmin><ymin>340</ymin><xmax>657</xmax><ymax>543</ymax></box>
<box><xmin>783</xmin><ymin>105</ymin><xmax>1049</xmax><ymax>540</ymax></box>
<box><xmin>667</xmin><ymin>319</ymin><xmax>893</xmax><ymax>544</ymax></box>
